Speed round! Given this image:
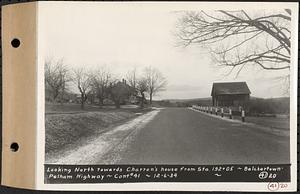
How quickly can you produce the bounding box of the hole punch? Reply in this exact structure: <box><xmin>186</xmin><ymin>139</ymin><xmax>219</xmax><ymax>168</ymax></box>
<box><xmin>10</xmin><ymin>142</ymin><xmax>19</xmax><ymax>152</ymax></box>
<box><xmin>11</xmin><ymin>38</ymin><xmax>21</xmax><ymax>48</ymax></box>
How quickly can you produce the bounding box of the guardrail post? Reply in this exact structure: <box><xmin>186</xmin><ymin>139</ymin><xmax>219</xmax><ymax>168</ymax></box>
<box><xmin>210</xmin><ymin>107</ymin><xmax>213</xmax><ymax>114</ymax></box>
<box><xmin>229</xmin><ymin>109</ymin><xmax>232</xmax><ymax>119</ymax></box>
<box><xmin>221</xmin><ymin>108</ymin><xmax>224</xmax><ymax>117</ymax></box>
<box><xmin>215</xmin><ymin>107</ymin><xmax>218</xmax><ymax>115</ymax></box>
<box><xmin>241</xmin><ymin>110</ymin><xmax>245</xmax><ymax>122</ymax></box>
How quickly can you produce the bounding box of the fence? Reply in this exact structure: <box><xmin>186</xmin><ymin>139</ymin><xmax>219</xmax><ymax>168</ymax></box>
<box><xmin>192</xmin><ymin>105</ymin><xmax>245</xmax><ymax>122</ymax></box>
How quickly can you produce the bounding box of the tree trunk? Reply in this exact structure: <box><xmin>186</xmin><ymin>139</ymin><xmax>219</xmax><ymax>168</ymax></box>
<box><xmin>53</xmin><ymin>91</ymin><xmax>59</xmax><ymax>102</ymax></box>
<box><xmin>60</xmin><ymin>89</ymin><xmax>65</xmax><ymax>105</ymax></box>
<box><xmin>115</xmin><ymin>100</ymin><xmax>120</xmax><ymax>109</ymax></box>
<box><xmin>89</xmin><ymin>95</ymin><xmax>94</xmax><ymax>105</ymax></box>
<box><xmin>98</xmin><ymin>96</ymin><xmax>104</xmax><ymax>107</ymax></box>
<box><xmin>81</xmin><ymin>93</ymin><xmax>85</xmax><ymax>109</ymax></box>
<box><xmin>140</xmin><ymin>93</ymin><xmax>145</xmax><ymax>109</ymax></box>
<box><xmin>149</xmin><ymin>92</ymin><xmax>153</xmax><ymax>105</ymax></box>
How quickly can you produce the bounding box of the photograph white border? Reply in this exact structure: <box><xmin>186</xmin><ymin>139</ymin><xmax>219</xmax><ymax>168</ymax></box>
<box><xmin>36</xmin><ymin>1</ymin><xmax>298</xmax><ymax>191</ymax></box>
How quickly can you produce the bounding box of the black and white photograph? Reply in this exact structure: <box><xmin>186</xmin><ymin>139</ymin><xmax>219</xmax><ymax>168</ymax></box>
<box><xmin>40</xmin><ymin>2</ymin><xmax>297</xmax><ymax>190</ymax></box>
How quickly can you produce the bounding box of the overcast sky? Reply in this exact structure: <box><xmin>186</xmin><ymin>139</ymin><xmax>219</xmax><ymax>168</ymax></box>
<box><xmin>38</xmin><ymin>2</ymin><xmax>290</xmax><ymax>100</ymax></box>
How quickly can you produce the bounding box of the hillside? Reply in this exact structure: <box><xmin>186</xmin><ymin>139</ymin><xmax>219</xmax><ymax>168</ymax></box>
<box><xmin>154</xmin><ymin>97</ymin><xmax>212</xmax><ymax>107</ymax></box>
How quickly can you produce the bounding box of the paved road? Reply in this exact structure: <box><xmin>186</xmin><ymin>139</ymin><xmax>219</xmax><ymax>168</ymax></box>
<box><xmin>114</xmin><ymin>108</ymin><xmax>289</xmax><ymax>164</ymax></box>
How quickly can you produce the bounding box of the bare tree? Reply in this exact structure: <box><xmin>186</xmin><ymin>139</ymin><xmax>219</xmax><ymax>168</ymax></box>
<box><xmin>144</xmin><ymin>66</ymin><xmax>167</xmax><ymax>104</ymax></box>
<box><xmin>90</xmin><ymin>66</ymin><xmax>112</xmax><ymax>106</ymax></box>
<box><xmin>73</xmin><ymin>68</ymin><xmax>91</xmax><ymax>109</ymax></box>
<box><xmin>175</xmin><ymin>10</ymin><xmax>291</xmax><ymax>76</ymax></box>
<box><xmin>126</xmin><ymin>68</ymin><xmax>138</xmax><ymax>92</ymax></box>
<box><xmin>136</xmin><ymin>78</ymin><xmax>149</xmax><ymax>108</ymax></box>
<box><xmin>109</xmin><ymin>79</ymin><xmax>131</xmax><ymax>109</ymax></box>
<box><xmin>45</xmin><ymin>58</ymin><xmax>70</xmax><ymax>102</ymax></box>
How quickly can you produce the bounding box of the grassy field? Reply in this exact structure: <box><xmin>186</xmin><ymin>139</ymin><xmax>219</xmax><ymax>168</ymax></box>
<box><xmin>45</xmin><ymin>103</ymin><xmax>152</xmax><ymax>156</ymax></box>
<box><xmin>46</xmin><ymin>103</ymin><xmax>151</xmax><ymax>114</ymax></box>
<box><xmin>232</xmin><ymin>115</ymin><xmax>289</xmax><ymax>130</ymax></box>
<box><xmin>193</xmin><ymin>106</ymin><xmax>289</xmax><ymax>130</ymax></box>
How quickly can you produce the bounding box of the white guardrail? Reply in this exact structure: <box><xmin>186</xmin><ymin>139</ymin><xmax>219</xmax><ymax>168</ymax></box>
<box><xmin>192</xmin><ymin>105</ymin><xmax>245</xmax><ymax>122</ymax></box>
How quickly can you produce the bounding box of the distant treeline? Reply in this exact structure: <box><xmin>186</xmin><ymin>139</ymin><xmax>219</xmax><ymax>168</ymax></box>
<box><xmin>248</xmin><ymin>97</ymin><xmax>289</xmax><ymax>115</ymax></box>
<box><xmin>155</xmin><ymin>97</ymin><xmax>290</xmax><ymax>115</ymax></box>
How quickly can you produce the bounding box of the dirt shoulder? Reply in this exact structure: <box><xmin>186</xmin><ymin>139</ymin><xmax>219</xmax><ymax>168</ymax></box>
<box><xmin>46</xmin><ymin>109</ymin><xmax>161</xmax><ymax>164</ymax></box>
<box><xmin>45</xmin><ymin>108</ymin><xmax>151</xmax><ymax>161</ymax></box>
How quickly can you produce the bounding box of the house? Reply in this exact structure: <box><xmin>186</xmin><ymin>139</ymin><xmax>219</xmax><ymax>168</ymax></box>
<box><xmin>109</xmin><ymin>79</ymin><xmax>137</xmax><ymax>105</ymax></box>
<box><xmin>211</xmin><ymin>82</ymin><xmax>251</xmax><ymax>108</ymax></box>
<box><xmin>110</xmin><ymin>79</ymin><xmax>147</xmax><ymax>105</ymax></box>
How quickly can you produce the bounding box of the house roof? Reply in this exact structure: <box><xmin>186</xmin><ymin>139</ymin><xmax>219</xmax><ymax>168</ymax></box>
<box><xmin>111</xmin><ymin>79</ymin><xmax>136</xmax><ymax>94</ymax></box>
<box><xmin>211</xmin><ymin>82</ymin><xmax>251</xmax><ymax>96</ymax></box>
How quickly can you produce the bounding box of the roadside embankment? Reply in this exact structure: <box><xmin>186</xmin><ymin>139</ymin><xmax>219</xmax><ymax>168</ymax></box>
<box><xmin>47</xmin><ymin>109</ymin><xmax>161</xmax><ymax>164</ymax></box>
<box><xmin>45</xmin><ymin>111</ymin><xmax>137</xmax><ymax>156</ymax></box>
